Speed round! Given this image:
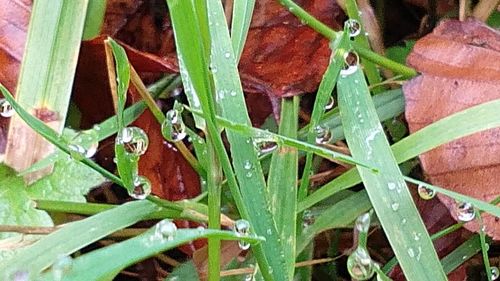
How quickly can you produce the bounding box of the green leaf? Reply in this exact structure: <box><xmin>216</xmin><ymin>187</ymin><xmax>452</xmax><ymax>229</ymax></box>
<box><xmin>0</xmin><ymin>200</ymin><xmax>159</xmax><ymax>279</ymax></box>
<box><xmin>337</xmin><ymin>68</ymin><xmax>446</xmax><ymax>280</ymax></box>
<box><xmin>0</xmin><ymin>165</ymin><xmax>52</xmax><ymax>240</ymax></box>
<box><xmin>37</xmin><ymin>226</ymin><xmax>264</xmax><ymax>281</ymax></box>
<box><xmin>27</xmin><ymin>153</ymin><xmax>105</xmax><ymax>203</ymax></box>
<box><xmin>266</xmin><ymin>96</ymin><xmax>299</xmax><ymax>278</ymax></box>
<box><xmin>385</xmin><ymin>41</ymin><xmax>416</xmax><ymax>65</ymax></box>
<box><xmin>166</xmin><ymin>261</ymin><xmax>200</xmax><ymax>281</ymax></box>
<box><xmin>230</xmin><ymin>0</ymin><xmax>255</xmax><ymax>62</ymax></box>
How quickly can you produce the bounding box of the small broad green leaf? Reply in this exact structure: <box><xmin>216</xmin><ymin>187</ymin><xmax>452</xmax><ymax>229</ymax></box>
<box><xmin>0</xmin><ymin>164</ymin><xmax>53</xmax><ymax>240</ymax></box>
<box><xmin>166</xmin><ymin>261</ymin><xmax>200</xmax><ymax>281</ymax></box>
<box><xmin>385</xmin><ymin>41</ymin><xmax>416</xmax><ymax>65</ymax></box>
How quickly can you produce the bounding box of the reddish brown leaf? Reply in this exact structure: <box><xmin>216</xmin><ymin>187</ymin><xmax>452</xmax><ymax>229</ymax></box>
<box><xmin>403</xmin><ymin>19</ymin><xmax>500</xmax><ymax>239</ymax></box>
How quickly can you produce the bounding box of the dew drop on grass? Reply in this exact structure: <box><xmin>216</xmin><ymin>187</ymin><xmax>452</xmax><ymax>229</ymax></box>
<box><xmin>387</xmin><ymin>182</ymin><xmax>396</xmax><ymax>190</ymax></box>
<box><xmin>340</xmin><ymin>51</ymin><xmax>359</xmax><ymax>76</ymax></box>
<box><xmin>51</xmin><ymin>255</ymin><xmax>73</xmax><ymax>281</ymax></box>
<box><xmin>243</xmin><ymin>160</ymin><xmax>252</xmax><ymax>170</ymax></box>
<box><xmin>455</xmin><ymin>202</ymin><xmax>475</xmax><ymax>222</ymax></box>
<box><xmin>314</xmin><ymin>126</ymin><xmax>332</xmax><ymax>144</ymax></box>
<box><xmin>391</xmin><ymin>202</ymin><xmax>400</xmax><ymax>211</ymax></box>
<box><xmin>302</xmin><ymin>210</ymin><xmax>315</xmax><ymax>228</ymax></box>
<box><xmin>347</xmin><ymin>247</ymin><xmax>374</xmax><ymax>280</ymax></box>
<box><xmin>69</xmin><ymin>130</ymin><xmax>99</xmax><ymax>160</ymax></box>
<box><xmin>0</xmin><ymin>99</ymin><xmax>14</xmax><ymax>117</ymax></box>
<box><xmin>417</xmin><ymin>184</ymin><xmax>436</xmax><ymax>200</ymax></box>
<box><xmin>116</xmin><ymin>126</ymin><xmax>149</xmax><ymax>156</ymax></box>
<box><xmin>129</xmin><ymin>176</ymin><xmax>152</xmax><ymax>200</ymax></box>
<box><xmin>162</xmin><ymin>109</ymin><xmax>187</xmax><ymax>143</ymax></box>
<box><xmin>324</xmin><ymin>96</ymin><xmax>335</xmax><ymax>110</ymax></box>
<box><xmin>224</xmin><ymin>52</ymin><xmax>231</xmax><ymax>58</ymax></box>
<box><xmin>491</xmin><ymin>266</ymin><xmax>499</xmax><ymax>280</ymax></box>
<box><xmin>355</xmin><ymin>212</ymin><xmax>370</xmax><ymax>233</ymax></box>
<box><xmin>234</xmin><ymin>219</ymin><xmax>251</xmax><ymax>250</ymax></box>
<box><xmin>155</xmin><ymin>219</ymin><xmax>177</xmax><ymax>241</ymax></box>
<box><xmin>345</xmin><ymin>19</ymin><xmax>361</xmax><ymax>37</ymax></box>
<box><xmin>407</xmin><ymin>247</ymin><xmax>415</xmax><ymax>258</ymax></box>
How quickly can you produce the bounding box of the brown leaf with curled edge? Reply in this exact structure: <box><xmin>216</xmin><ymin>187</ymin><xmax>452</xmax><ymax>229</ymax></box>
<box><xmin>403</xmin><ymin>19</ymin><xmax>500</xmax><ymax>239</ymax></box>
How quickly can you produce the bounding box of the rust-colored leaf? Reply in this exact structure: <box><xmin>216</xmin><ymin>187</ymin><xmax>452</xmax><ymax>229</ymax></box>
<box><xmin>403</xmin><ymin>19</ymin><xmax>500</xmax><ymax>239</ymax></box>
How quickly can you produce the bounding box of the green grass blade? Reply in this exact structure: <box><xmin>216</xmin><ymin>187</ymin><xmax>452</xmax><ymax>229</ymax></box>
<box><xmin>36</xmin><ymin>227</ymin><xmax>264</xmax><ymax>281</ymax></box>
<box><xmin>266</xmin><ymin>96</ymin><xmax>299</xmax><ymax>278</ymax></box>
<box><xmin>296</xmin><ymin>191</ymin><xmax>372</xmax><ymax>255</ymax></box>
<box><xmin>0</xmin><ymin>200</ymin><xmax>159</xmax><ymax>279</ymax></box>
<box><xmin>298</xmin><ymin>88</ymin><xmax>404</xmax><ymax>142</ymax></box>
<box><xmin>441</xmin><ymin>235</ymin><xmax>482</xmax><ymax>274</ymax></box>
<box><xmin>0</xmin><ymin>85</ymin><xmax>123</xmax><ymax>186</ymax></box>
<box><xmin>337</xmin><ymin>68</ymin><xmax>446</xmax><ymax>280</ymax></box>
<box><xmin>230</xmin><ymin>0</ymin><xmax>255</xmax><ymax>62</ymax></box>
<box><xmin>299</xmin><ymin>98</ymin><xmax>500</xmax><ymax>211</ymax></box>
<box><xmin>82</xmin><ymin>0</ymin><xmax>106</xmax><ymax>40</ymax></box>
<box><xmin>298</xmin><ymin>32</ymin><xmax>349</xmax><ymax>200</ymax></box>
<box><xmin>205</xmin><ymin>1</ymin><xmax>289</xmax><ymax>279</ymax></box>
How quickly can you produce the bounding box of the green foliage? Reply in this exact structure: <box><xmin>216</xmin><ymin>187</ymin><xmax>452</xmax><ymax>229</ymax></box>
<box><xmin>0</xmin><ymin>165</ymin><xmax>52</xmax><ymax>240</ymax></box>
<box><xmin>385</xmin><ymin>41</ymin><xmax>416</xmax><ymax>65</ymax></box>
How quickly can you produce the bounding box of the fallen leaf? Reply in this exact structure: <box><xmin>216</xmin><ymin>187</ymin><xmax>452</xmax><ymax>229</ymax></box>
<box><xmin>403</xmin><ymin>19</ymin><xmax>500</xmax><ymax>239</ymax></box>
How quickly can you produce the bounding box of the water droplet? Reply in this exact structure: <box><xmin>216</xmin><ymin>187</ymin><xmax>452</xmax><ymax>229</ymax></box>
<box><xmin>244</xmin><ymin>274</ymin><xmax>254</xmax><ymax>281</ymax></box>
<box><xmin>254</xmin><ymin>139</ymin><xmax>278</xmax><ymax>155</ymax></box>
<box><xmin>455</xmin><ymin>202</ymin><xmax>475</xmax><ymax>222</ymax></box>
<box><xmin>234</xmin><ymin>219</ymin><xmax>251</xmax><ymax>250</ymax></box>
<box><xmin>340</xmin><ymin>51</ymin><xmax>359</xmax><ymax>76</ymax></box>
<box><xmin>155</xmin><ymin>219</ymin><xmax>177</xmax><ymax>241</ymax></box>
<box><xmin>224</xmin><ymin>52</ymin><xmax>231</xmax><ymax>58</ymax></box>
<box><xmin>491</xmin><ymin>266</ymin><xmax>499</xmax><ymax>280</ymax></box>
<box><xmin>197</xmin><ymin>226</ymin><xmax>205</xmax><ymax>234</ymax></box>
<box><xmin>387</xmin><ymin>182</ymin><xmax>396</xmax><ymax>190</ymax></box>
<box><xmin>355</xmin><ymin>212</ymin><xmax>371</xmax><ymax>233</ymax></box>
<box><xmin>230</xmin><ymin>90</ymin><xmax>237</xmax><ymax>96</ymax></box>
<box><xmin>347</xmin><ymin>247</ymin><xmax>374</xmax><ymax>280</ymax></box>
<box><xmin>314</xmin><ymin>126</ymin><xmax>332</xmax><ymax>144</ymax></box>
<box><xmin>129</xmin><ymin>176</ymin><xmax>152</xmax><ymax>200</ymax></box>
<box><xmin>9</xmin><ymin>271</ymin><xmax>29</xmax><ymax>281</ymax></box>
<box><xmin>69</xmin><ymin>130</ymin><xmax>99</xmax><ymax>160</ymax></box>
<box><xmin>417</xmin><ymin>184</ymin><xmax>436</xmax><ymax>200</ymax></box>
<box><xmin>345</xmin><ymin>19</ymin><xmax>361</xmax><ymax>37</ymax></box>
<box><xmin>245</xmin><ymin>171</ymin><xmax>253</xmax><ymax>178</ymax></box>
<box><xmin>302</xmin><ymin>210</ymin><xmax>315</xmax><ymax>227</ymax></box>
<box><xmin>324</xmin><ymin>96</ymin><xmax>335</xmax><ymax>110</ymax></box>
<box><xmin>116</xmin><ymin>127</ymin><xmax>149</xmax><ymax>156</ymax></box>
<box><xmin>51</xmin><ymin>255</ymin><xmax>73</xmax><ymax>281</ymax></box>
<box><xmin>162</xmin><ymin>109</ymin><xmax>187</xmax><ymax>142</ymax></box>
<box><xmin>243</xmin><ymin>160</ymin><xmax>252</xmax><ymax>170</ymax></box>
<box><xmin>407</xmin><ymin>247</ymin><xmax>415</xmax><ymax>258</ymax></box>
<box><xmin>391</xmin><ymin>202</ymin><xmax>400</xmax><ymax>211</ymax></box>
<box><xmin>0</xmin><ymin>99</ymin><xmax>14</xmax><ymax>117</ymax></box>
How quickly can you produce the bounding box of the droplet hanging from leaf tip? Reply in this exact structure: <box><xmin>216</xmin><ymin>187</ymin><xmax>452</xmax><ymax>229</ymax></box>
<box><xmin>116</xmin><ymin>126</ymin><xmax>149</xmax><ymax>156</ymax></box>
<box><xmin>162</xmin><ymin>109</ymin><xmax>187</xmax><ymax>143</ymax></box>
<box><xmin>234</xmin><ymin>219</ymin><xmax>251</xmax><ymax>250</ymax></box>
<box><xmin>129</xmin><ymin>176</ymin><xmax>152</xmax><ymax>200</ymax></box>
<box><xmin>0</xmin><ymin>99</ymin><xmax>14</xmax><ymax>118</ymax></box>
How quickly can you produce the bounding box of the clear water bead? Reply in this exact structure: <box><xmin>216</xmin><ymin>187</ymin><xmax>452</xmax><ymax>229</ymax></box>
<box><xmin>69</xmin><ymin>130</ymin><xmax>99</xmax><ymax>160</ymax></box>
<box><xmin>347</xmin><ymin>247</ymin><xmax>374</xmax><ymax>280</ymax></box>
<box><xmin>116</xmin><ymin>126</ymin><xmax>149</xmax><ymax>156</ymax></box>
<box><xmin>302</xmin><ymin>210</ymin><xmax>315</xmax><ymax>228</ymax></box>
<box><xmin>345</xmin><ymin>19</ymin><xmax>361</xmax><ymax>37</ymax></box>
<box><xmin>491</xmin><ymin>266</ymin><xmax>499</xmax><ymax>280</ymax></box>
<box><xmin>340</xmin><ymin>51</ymin><xmax>359</xmax><ymax>76</ymax></box>
<box><xmin>417</xmin><ymin>184</ymin><xmax>436</xmax><ymax>200</ymax></box>
<box><xmin>155</xmin><ymin>219</ymin><xmax>177</xmax><ymax>241</ymax></box>
<box><xmin>161</xmin><ymin>109</ymin><xmax>187</xmax><ymax>143</ymax></box>
<box><xmin>324</xmin><ymin>96</ymin><xmax>335</xmax><ymax>110</ymax></box>
<box><xmin>455</xmin><ymin>202</ymin><xmax>475</xmax><ymax>222</ymax></box>
<box><xmin>0</xmin><ymin>99</ymin><xmax>14</xmax><ymax>117</ymax></box>
<box><xmin>243</xmin><ymin>160</ymin><xmax>252</xmax><ymax>170</ymax></box>
<box><xmin>234</xmin><ymin>219</ymin><xmax>251</xmax><ymax>250</ymax></box>
<box><xmin>314</xmin><ymin>126</ymin><xmax>332</xmax><ymax>144</ymax></box>
<box><xmin>355</xmin><ymin>212</ymin><xmax>371</xmax><ymax>233</ymax></box>
<box><xmin>129</xmin><ymin>176</ymin><xmax>152</xmax><ymax>200</ymax></box>
<box><xmin>51</xmin><ymin>255</ymin><xmax>73</xmax><ymax>281</ymax></box>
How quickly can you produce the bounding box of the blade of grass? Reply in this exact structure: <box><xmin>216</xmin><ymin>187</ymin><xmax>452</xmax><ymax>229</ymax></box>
<box><xmin>296</xmin><ymin>191</ymin><xmax>372</xmax><ymax>255</ymax></box>
<box><xmin>337</xmin><ymin>67</ymin><xmax>446</xmax><ymax>280</ymax></box>
<box><xmin>477</xmin><ymin>210</ymin><xmax>493</xmax><ymax>280</ymax></box>
<box><xmin>298</xmin><ymin>31</ymin><xmax>349</xmax><ymax>202</ymax></box>
<box><xmin>36</xmin><ymin>227</ymin><xmax>264</xmax><ymax>281</ymax></box>
<box><xmin>4</xmin><ymin>0</ymin><xmax>89</xmax><ymax>180</ymax></box>
<box><xmin>277</xmin><ymin>0</ymin><xmax>417</xmax><ymax>78</ymax></box>
<box><xmin>266</xmin><ymin>96</ymin><xmax>299</xmax><ymax>279</ymax></box>
<box><xmin>82</xmin><ymin>0</ymin><xmax>106</xmax><ymax>40</ymax></box>
<box><xmin>297</xmin><ymin>88</ymin><xmax>405</xmax><ymax>142</ymax></box>
<box><xmin>441</xmin><ymin>235</ymin><xmax>483</xmax><ymax>274</ymax></box>
<box><xmin>0</xmin><ymin>200</ymin><xmax>160</xmax><ymax>279</ymax></box>
<box><xmin>299</xmin><ymin>98</ymin><xmax>500</xmax><ymax>211</ymax></box>
<box><xmin>205</xmin><ymin>1</ymin><xmax>290</xmax><ymax>279</ymax></box>
<box><xmin>230</xmin><ymin>0</ymin><xmax>255</xmax><ymax>62</ymax></box>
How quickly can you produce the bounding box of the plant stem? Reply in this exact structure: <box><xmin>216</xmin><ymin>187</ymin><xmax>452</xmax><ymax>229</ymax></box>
<box><xmin>278</xmin><ymin>0</ymin><xmax>418</xmax><ymax>78</ymax></box>
<box><xmin>207</xmin><ymin>138</ymin><xmax>222</xmax><ymax>281</ymax></box>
